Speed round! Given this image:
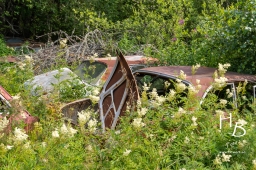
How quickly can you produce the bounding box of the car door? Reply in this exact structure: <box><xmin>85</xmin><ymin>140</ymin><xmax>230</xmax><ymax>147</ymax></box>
<box><xmin>99</xmin><ymin>51</ymin><xmax>139</xmax><ymax>132</ymax></box>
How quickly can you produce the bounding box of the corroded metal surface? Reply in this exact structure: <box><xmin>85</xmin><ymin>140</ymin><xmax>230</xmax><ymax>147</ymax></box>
<box><xmin>61</xmin><ymin>98</ymin><xmax>98</xmax><ymax>125</ymax></box>
<box><xmin>0</xmin><ymin>85</ymin><xmax>38</xmax><ymax>133</ymax></box>
<box><xmin>99</xmin><ymin>51</ymin><xmax>139</xmax><ymax>131</ymax></box>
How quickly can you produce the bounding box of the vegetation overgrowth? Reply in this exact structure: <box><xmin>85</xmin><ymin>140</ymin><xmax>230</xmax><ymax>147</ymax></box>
<box><xmin>0</xmin><ymin>52</ymin><xmax>256</xmax><ymax>169</ymax></box>
<box><xmin>0</xmin><ymin>0</ymin><xmax>256</xmax><ymax>169</ymax></box>
<box><xmin>1</xmin><ymin>0</ymin><xmax>256</xmax><ymax>74</ymax></box>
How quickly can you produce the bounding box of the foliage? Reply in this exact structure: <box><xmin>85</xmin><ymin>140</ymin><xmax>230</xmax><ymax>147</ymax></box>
<box><xmin>0</xmin><ymin>61</ymin><xmax>256</xmax><ymax>169</ymax></box>
<box><xmin>0</xmin><ymin>36</ymin><xmax>15</xmax><ymax>57</ymax></box>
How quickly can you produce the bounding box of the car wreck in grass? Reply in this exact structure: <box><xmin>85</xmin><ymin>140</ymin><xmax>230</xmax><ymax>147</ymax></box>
<box><xmin>25</xmin><ymin>55</ymin><xmax>152</xmax><ymax>96</ymax></box>
<box><xmin>0</xmin><ymin>85</ymin><xmax>39</xmax><ymax>133</ymax></box>
<box><xmin>61</xmin><ymin>51</ymin><xmax>256</xmax><ymax>132</ymax></box>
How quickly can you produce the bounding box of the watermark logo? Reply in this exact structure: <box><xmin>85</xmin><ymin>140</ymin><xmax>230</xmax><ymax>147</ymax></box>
<box><xmin>219</xmin><ymin>113</ymin><xmax>247</xmax><ymax>137</ymax></box>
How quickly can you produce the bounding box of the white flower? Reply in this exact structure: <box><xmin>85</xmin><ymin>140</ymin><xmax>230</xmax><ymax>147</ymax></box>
<box><xmin>177</xmin><ymin>107</ymin><xmax>186</xmax><ymax>114</ymax></box>
<box><xmin>167</xmin><ymin>89</ymin><xmax>176</xmax><ymax>101</ymax></box>
<box><xmin>12</xmin><ymin>94</ymin><xmax>21</xmax><ymax>100</ymax></box>
<box><xmin>89</xmin><ymin>95</ymin><xmax>100</xmax><ymax>103</ymax></box>
<box><xmin>196</xmin><ymin>79</ymin><xmax>200</xmax><ymax>84</ymax></box>
<box><xmin>60</xmin><ymin>124</ymin><xmax>77</xmax><ymax>137</ymax></box>
<box><xmin>115</xmin><ymin>130</ymin><xmax>121</xmax><ymax>135</ymax></box>
<box><xmin>184</xmin><ymin>136</ymin><xmax>190</xmax><ymax>144</ymax></box>
<box><xmin>138</xmin><ymin>108</ymin><xmax>148</xmax><ymax>117</ymax></box>
<box><xmin>52</xmin><ymin>129</ymin><xmax>60</xmax><ymax>138</ymax></box>
<box><xmin>165</xmin><ymin>81</ymin><xmax>170</xmax><ymax>89</ymax></box>
<box><xmin>6</xmin><ymin>145</ymin><xmax>14</xmax><ymax>150</ymax></box>
<box><xmin>88</xmin><ymin>119</ymin><xmax>97</xmax><ymax>132</ymax></box>
<box><xmin>179</xmin><ymin>70</ymin><xmax>186</xmax><ymax>80</ymax></box>
<box><xmin>215</xmin><ymin>110</ymin><xmax>225</xmax><ymax>115</ymax></box>
<box><xmin>151</xmin><ymin>88</ymin><xmax>158</xmax><ymax>99</ymax></box>
<box><xmin>132</xmin><ymin>118</ymin><xmax>145</xmax><ymax>128</ymax></box>
<box><xmin>222</xmin><ymin>153</ymin><xmax>232</xmax><ymax>162</ymax></box>
<box><xmin>213</xmin><ymin>77</ymin><xmax>228</xmax><ymax>90</ymax></box>
<box><xmin>156</xmin><ymin>96</ymin><xmax>166</xmax><ymax>104</ymax></box>
<box><xmin>192</xmin><ymin>116</ymin><xmax>197</xmax><ymax>122</ymax></box>
<box><xmin>218</xmin><ymin>63</ymin><xmax>230</xmax><ymax>76</ymax></box>
<box><xmin>213</xmin><ymin>154</ymin><xmax>222</xmax><ymax>165</ymax></box>
<box><xmin>171</xmin><ymin>135</ymin><xmax>177</xmax><ymax>141</ymax></box>
<box><xmin>0</xmin><ymin>116</ymin><xmax>9</xmax><ymax>132</ymax></box>
<box><xmin>78</xmin><ymin>110</ymin><xmax>91</xmax><ymax>125</ymax></box>
<box><xmin>237</xmin><ymin>119</ymin><xmax>247</xmax><ymax>126</ymax></box>
<box><xmin>92</xmin><ymin>88</ymin><xmax>100</xmax><ymax>95</ymax></box>
<box><xmin>220</xmin><ymin>99</ymin><xmax>227</xmax><ymax>106</ymax></box>
<box><xmin>123</xmin><ymin>149</ymin><xmax>131</xmax><ymax>156</ymax></box>
<box><xmin>143</xmin><ymin>83</ymin><xmax>150</xmax><ymax>91</ymax></box>
<box><xmin>192</xmin><ymin>116</ymin><xmax>198</xmax><ymax>126</ymax></box>
<box><xmin>188</xmin><ymin>85</ymin><xmax>198</xmax><ymax>96</ymax></box>
<box><xmin>41</xmin><ymin>142</ymin><xmax>46</xmax><ymax>148</ymax></box>
<box><xmin>14</xmin><ymin>127</ymin><xmax>28</xmax><ymax>142</ymax></box>
<box><xmin>176</xmin><ymin>82</ymin><xmax>186</xmax><ymax>93</ymax></box>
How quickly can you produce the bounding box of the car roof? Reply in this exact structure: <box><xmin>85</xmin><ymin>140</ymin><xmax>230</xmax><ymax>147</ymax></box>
<box><xmin>136</xmin><ymin>66</ymin><xmax>256</xmax><ymax>97</ymax></box>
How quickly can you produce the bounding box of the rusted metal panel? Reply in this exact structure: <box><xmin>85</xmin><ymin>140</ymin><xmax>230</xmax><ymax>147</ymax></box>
<box><xmin>137</xmin><ymin>66</ymin><xmax>256</xmax><ymax>97</ymax></box>
<box><xmin>99</xmin><ymin>51</ymin><xmax>139</xmax><ymax>132</ymax></box>
<box><xmin>0</xmin><ymin>85</ymin><xmax>39</xmax><ymax>133</ymax></box>
<box><xmin>61</xmin><ymin>98</ymin><xmax>98</xmax><ymax>125</ymax></box>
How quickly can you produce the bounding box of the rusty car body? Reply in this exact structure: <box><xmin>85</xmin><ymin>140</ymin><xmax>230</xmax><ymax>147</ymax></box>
<box><xmin>0</xmin><ymin>85</ymin><xmax>38</xmax><ymax>133</ymax></box>
<box><xmin>61</xmin><ymin>52</ymin><xmax>256</xmax><ymax>132</ymax></box>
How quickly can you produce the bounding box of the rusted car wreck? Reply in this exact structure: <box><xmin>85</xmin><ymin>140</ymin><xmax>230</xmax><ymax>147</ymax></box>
<box><xmin>61</xmin><ymin>51</ymin><xmax>256</xmax><ymax>132</ymax></box>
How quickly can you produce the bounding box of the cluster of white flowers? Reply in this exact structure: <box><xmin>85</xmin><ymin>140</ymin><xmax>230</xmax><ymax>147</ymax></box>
<box><xmin>213</xmin><ymin>77</ymin><xmax>228</xmax><ymax>90</ymax></box>
<box><xmin>167</xmin><ymin>89</ymin><xmax>176</xmax><ymax>101</ymax></box>
<box><xmin>87</xmin><ymin>119</ymin><xmax>98</xmax><ymax>132</ymax></box>
<box><xmin>0</xmin><ymin>116</ymin><xmax>9</xmax><ymax>132</ymax></box>
<box><xmin>179</xmin><ymin>70</ymin><xmax>186</xmax><ymax>80</ymax></box>
<box><xmin>138</xmin><ymin>108</ymin><xmax>148</xmax><ymax>117</ymax></box>
<box><xmin>177</xmin><ymin>107</ymin><xmax>186</xmax><ymax>114</ymax></box>
<box><xmin>215</xmin><ymin>110</ymin><xmax>225</xmax><ymax>116</ymax></box>
<box><xmin>89</xmin><ymin>95</ymin><xmax>100</xmax><ymax>104</ymax></box>
<box><xmin>175</xmin><ymin>79</ymin><xmax>187</xmax><ymax>93</ymax></box>
<box><xmin>132</xmin><ymin>118</ymin><xmax>145</xmax><ymax>128</ymax></box>
<box><xmin>13</xmin><ymin>127</ymin><xmax>28</xmax><ymax>142</ymax></box>
<box><xmin>78</xmin><ymin>110</ymin><xmax>91</xmax><ymax>125</ymax></box>
<box><xmin>60</xmin><ymin>123</ymin><xmax>78</xmax><ymax>137</ymax></box>
<box><xmin>226</xmin><ymin>89</ymin><xmax>233</xmax><ymax>98</ymax></box>
<box><xmin>219</xmin><ymin>99</ymin><xmax>227</xmax><ymax>107</ymax></box>
<box><xmin>89</xmin><ymin>53</ymin><xmax>98</xmax><ymax>62</ymax></box>
<box><xmin>150</xmin><ymin>88</ymin><xmax>158</xmax><ymax>99</ymax></box>
<box><xmin>213</xmin><ymin>153</ymin><xmax>232</xmax><ymax>165</ymax></box>
<box><xmin>191</xmin><ymin>63</ymin><xmax>200</xmax><ymax>74</ymax></box>
<box><xmin>218</xmin><ymin>63</ymin><xmax>231</xmax><ymax>76</ymax></box>
<box><xmin>92</xmin><ymin>88</ymin><xmax>100</xmax><ymax>95</ymax></box>
<box><xmin>52</xmin><ymin>129</ymin><xmax>60</xmax><ymax>138</ymax></box>
<box><xmin>188</xmin><ymin>84</ymin><xmax>199</xmax><ymax>97</ymax></box>
<box><xmin>191</xmin><ymin>116</ymin><xmax>198</xmax><ymax>126</ymax></box>
<box><xmin>142</xmin><ymin>82</ymin><xmax>150</xmax><ymax>91</ymax></box>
